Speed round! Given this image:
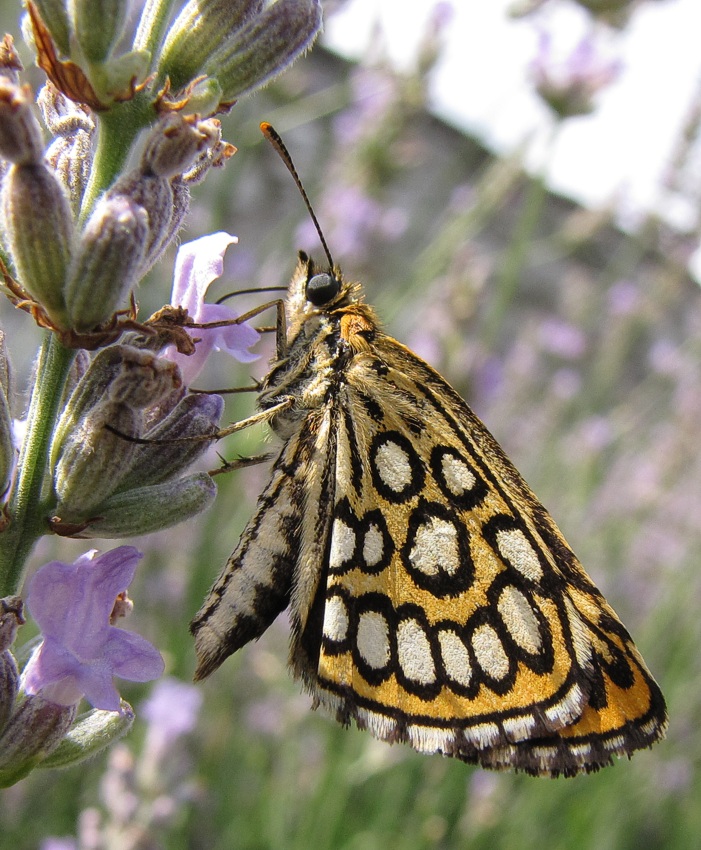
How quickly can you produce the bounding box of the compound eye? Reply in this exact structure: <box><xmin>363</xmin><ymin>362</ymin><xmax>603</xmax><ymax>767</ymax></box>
<box><xmin>306</xmin><ymin>272</ymin><xmax>340</xmax><ymax>306</ymax></box>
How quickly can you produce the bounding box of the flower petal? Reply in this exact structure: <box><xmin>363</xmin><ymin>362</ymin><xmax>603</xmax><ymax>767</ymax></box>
<box><xmin>104</xmin><ymin>628</ymin><xmax>165</xmax><ymax>683</ymax></box>
<box><xmin>171</xmin><ymin>232</ymin><xmax>237</xmax><ymax>311</ymax></box>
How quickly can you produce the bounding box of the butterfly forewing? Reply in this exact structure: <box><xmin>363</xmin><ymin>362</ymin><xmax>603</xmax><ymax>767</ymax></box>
<box><xmin>192</xmin><ymin>253</ymin><xmax>667</xmax><ymax>777</ymax></box>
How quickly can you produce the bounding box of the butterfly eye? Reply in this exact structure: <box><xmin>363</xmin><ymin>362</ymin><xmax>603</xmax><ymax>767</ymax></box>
<box><xmin>306</xmin><ymin>273</ymin><xmax>340</xmax><ymax>306</ymax></box>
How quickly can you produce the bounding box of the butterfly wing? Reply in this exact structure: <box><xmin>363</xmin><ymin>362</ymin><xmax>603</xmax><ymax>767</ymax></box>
<box><xmin>192</xmin><ymin>404</ymin><xmax>336</xmax><ymax>680</ymax></box>
<box><xmin>295</xmin><ymin>332</ymin><xmax>666</xmax><ymax>776</ymax></box>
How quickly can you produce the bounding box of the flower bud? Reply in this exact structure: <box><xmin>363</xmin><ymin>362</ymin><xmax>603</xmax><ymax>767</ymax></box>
<box><xmin>39</xmin><ymin>85</ymin><xmax>95</xmax><ymax>215</ymax></box>
<box><xmin>160</xmin><ymin>0</ymin><xmax>265</xmax><ymax>91</ymax></box>
<box><xmin>51</xmin><ymin>345</ymin><xmax>180</xmax><ymax>468</ymax></box>
<box><xmin>65</xmin><ymin>195</ymin><xmax>149</xmax><ymax>332</ymax></box>
<box><xmin>84</xmin><ymin>471</ymin><xmax>216</xmax><ymax>538</ymax></box>
<box><xmin>0</xmin><ymin>598</ymin><xmax>24</xmax><ymax>733</ymax></box>
<box><xmin>51</xmin><ymin>345</ymin><xmax>131</xmax><ymax>465</ymax></box>
<box><xmin>141</xmin><ymin>114</ymin><xmax>211</xmax><ymax>180</ymax></box>
<box><xmin>1</xmin><ymin>162</ymin><xmax>73</xmax><ymax>325</ymax></box>
<box><xmin>106</xmin><ymin>171</ymin><xmax>173</xmax><ymax>273</ymax></box>
<box><xmin>0</xmin><ymin>694</ymin><xmax>77</xmax><ymax>787</ymax></box>
<box><xmin>54</xmin><ymin>400</ymin><xmax>142</xmax><ymax>515</ymax></box>
<box><xmin>39</xmin><ymin>701</ymin><xmax>135</xmax><ymax>770</ymax></box>
<box><xmin>117</xmin><ymin>393</ymin><xmax>223</xmax><ymax>491</ymax></box>
<box><xmin>70</xmin><ymin>0</ymin><xmax>130</xmax><ymax>63</ymax></box>
<box><xmin>0</xmin><ymin>651</ymin><xmax>19</xmax><ymax>734</ymax></box>
<box><xmin>54</xmin><ymin>351</ymin><xmax>182</xmax><ymax>516</ymax></box>
<box><xmin>0</xmin><ymin>78</ymin><xmax>45</xmax><ymax>165</ymax></box>
<box><xmin>205</xmin><ymin>0</ymin><xmax>322</xmax><ymax>101</ymax></box>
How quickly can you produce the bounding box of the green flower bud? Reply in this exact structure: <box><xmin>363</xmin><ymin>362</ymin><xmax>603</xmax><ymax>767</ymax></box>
<box><xmin>89</xmin><ymin>49</ymin><xmax>151</xmax><ymax>102</ymax></box>
<box><xmin>54</xmin><ymin>350</ymin><xmax>182</xmax><ymax>516</ymax></box>
<box><xmin>141</xmin><ymin>114</ymin><xmax>211</xmax><ymax>180</ymax></box>
<box><xmin>117</xmin><ymin>393</ymin><xmax>222</xmax><ymax>491</ymax></box>
<box><xmin>65</xmin><ymin>195</ymin><xmax>149</xmax><ymax>332</ymax></box>
<box><xmin>0</xmin><ymin>78</ymin><xmax>45</xmax><ymax>165</ymax></box>
<box><xmin>54</xmin><ymin>400</ymin><xmax>142</xmax><ymax>515</ymax></box>
<box><xmin>160</xmin><ymin>0</ymin><xmax>265</xmax><ymax>91</ymax></box>
<box><xmin>70</xmin><ymin>0</ymin><xmax>130</xmax><ymax>63</ymax></box>
<box><xmin>39</xmin><ymin>700</ymin><xmax>134</xmax><ymax>770</ymax></box>
<box><xmin>107</xmin><ymin>170</ymin><xmax>173</xmax><ymax>273</ymax></box>
<box><xmin>181</xmin><ymin>76</ymin><xmax>224</xmax><ymax>116</ymax></box>
<box><xmin>39</xmin><ymin>85</ymin><xmax>95</xmax><ymax>216</ymax></box>
<box><xmin>1</xmin><ymin>162</ymin><xmax>73</xmax><ymax>325</ymax></box>
<box><xmin>51</xmin><ymin>345</ymin><xmax>129</xmax><ymax>466</ymax></box>
<box><xmin>205</xmin><ymin>0</ymin><xmax>322</xmax><ymax>101</ymax></box>
<box><xmin>0</xmin><ymin>695</ymin><xmax>77</xmax><ymax>787</ymax></box>
<box><xmin>85</xmin><ymin>471</ymin><xmax>216</xmax><ymax>538</ymax></box>
<box><xmin>51</xmin><ymin>344</ymin><xmax>181</xmax><ymax>465</ymax></box>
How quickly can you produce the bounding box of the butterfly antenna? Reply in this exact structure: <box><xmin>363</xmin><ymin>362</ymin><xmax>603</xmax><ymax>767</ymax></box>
<box><xmin>260</xmin><ymin>122</ymin><xmax>335</xmax><ymax>271</ymax></box>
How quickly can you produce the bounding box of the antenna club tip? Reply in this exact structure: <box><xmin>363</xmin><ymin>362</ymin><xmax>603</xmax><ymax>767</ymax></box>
<box><xmin>260</xmin><ymin>121</ymin><xmax>271</xmax><ymax>133</ymax></box>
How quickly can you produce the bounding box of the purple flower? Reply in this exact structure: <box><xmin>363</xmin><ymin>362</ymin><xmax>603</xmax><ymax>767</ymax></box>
<box><xmin>530</xmin><ymin>31</ymin><xmax>622</xmax><ymax>119</ymax></box>
<box><xmin>22</xmin><ymin>547</ymin><xmax>164</xmax><ymax>712</ymax></box>
<box><xmin>166</xmin><ymin>232</ymin><xmax>260</xmax><ymax>385</ymax></box>
<box><xmin>141</xmin><ymin>677</ymin><xmax>202</xmax><ymax>746</ymax></box>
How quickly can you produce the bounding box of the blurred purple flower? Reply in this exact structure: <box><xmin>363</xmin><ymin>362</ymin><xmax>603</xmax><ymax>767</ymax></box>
<box><xmin>40</xmin><ymin>839</ymin><xmax>77</xmax><ymax>850</ymax></box>
<box><xmin>530</xmin><ymin>31</ymin><xmax>622</xmax><ymax>119</ymax></box>
<box><xmin>22</xmin><ymin>547</ymin><xmax>164</xmax><ymax>712</ymax></box>
<box><xmin>39</xmin><ymin>836</ymin><xmax>78</xmax><ymax>850</ymax></box>
<box><xmin>141</xmin><ymin>676</ymin><xmax>202</xmax><ymax>746</ymax></box>
<box><xmin>538</xmin><ymin>316</ymin><xmax>587</xmax><ymax>359</ymax></box>
<box><xmin>608</xmin><ymin>279</ymin><xmax>640</xmax><ymax>315</ymax></box>
<box><xmin>166</xmin><ymin>232</ymin><xmax>260</xmax><ymax>385</ymax></box>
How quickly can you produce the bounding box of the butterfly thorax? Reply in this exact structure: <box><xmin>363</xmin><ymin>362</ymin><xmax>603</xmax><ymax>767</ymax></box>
<box><xmin>258</xmin><ymin>252</ymin><xmax>378</xmax><ymax>439</ymax></box>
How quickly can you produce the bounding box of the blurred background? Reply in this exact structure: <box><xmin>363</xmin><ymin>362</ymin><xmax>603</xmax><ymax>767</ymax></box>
<box><xmin>1</xmin><ymin>0</ymin><xmax>701</xmax><ymax>848</ymax></box>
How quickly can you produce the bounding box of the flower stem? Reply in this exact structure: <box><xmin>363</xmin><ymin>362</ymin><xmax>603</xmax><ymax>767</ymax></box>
<box><xmin>0</xmin><ymin>334</ymin><xmax>75</xmax><ymax>594</ymax></box>
<box><xmin>79</xmin><ymin>96</ymin><xmax>152</xmax><ymax>224</ymax></box>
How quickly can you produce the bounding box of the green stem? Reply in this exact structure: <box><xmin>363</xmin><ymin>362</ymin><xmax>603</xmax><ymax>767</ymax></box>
<box><xmin>79</xmin><ymin>95</ymin><xmax>153</xmax><ymax>225</ymax></box>
<box><xmin>484</xmin><ymin>172</ymin><xmax>548</xmax><ymax>347</ymax></box>
<box><xmin>483</xmin><ymin>124</ymin><xmax>561</xmax><ymax>348</ymax></box>
<box><xmin>0</xmin><ymin>334</ymin><xmax>75</xmax><ymax>595</ymax></box>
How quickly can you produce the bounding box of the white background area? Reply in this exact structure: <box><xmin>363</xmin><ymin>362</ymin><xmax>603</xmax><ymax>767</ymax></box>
<box><xmin>324</xmin><ymin>0</ymin><xmax>701</xmax><ymax>241</ymax></box>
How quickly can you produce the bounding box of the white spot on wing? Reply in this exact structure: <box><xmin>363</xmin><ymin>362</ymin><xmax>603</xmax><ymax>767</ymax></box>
<box><xmin>409</xmin><ymin>516</ymin><xmax>459</xmax><ymax>576</ymax></box>
<box><xmin>496</xmin><ymin>528</ymin><xmax>543</xmax><ymax>581</ymax></box>
<box><xmin>323</xmin><ymin>595</ymin><xmax>349</xmax><ymax>643</ymax></box>
<box><xmin>472</xmin><ymin>624</ymin><xmax>510</xmax><ymax>680</ymax></box>
<box><xmin>329</xmin><ymin>518</ymin><xmax>355</xmax><ymax>568</ymax></box>
<box><xmin>363</xmin><ymin>524</ymin><xmax>384</xmax><ymax>566</ymax></box>
<box><xmin>441</xmin><ymin>454</ymin><xmax>477</xmax><ymax>495</ymax></box>
<box><xmin>497</xmin><ymin>586</ymin><xmax>542</xmax><ymax>653</ymax></box>
<box><xmin>438</xmin><ymin>629</ymin><xmax>472</xmax><ymax>687</ymax></box>
<box><xmin>357</xmin><ymin>611</ymin><xmax>390</xmax><ymax>670</ymax></box>
<box><xmin>397</xmin><ymin>619</ymin><xmax>436</xmax><ymax>684</ymax></box>
<box><xmin>375</xmin><ymin>440</ymin><xmax>413</xmax><ymax>492</ymax></box>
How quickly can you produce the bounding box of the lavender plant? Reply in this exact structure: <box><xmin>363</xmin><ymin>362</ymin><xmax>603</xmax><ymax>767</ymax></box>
<box><xmin>0</xmin><ymin>0</ymin><xmax>321</xmax><ymax>787</ymax></box>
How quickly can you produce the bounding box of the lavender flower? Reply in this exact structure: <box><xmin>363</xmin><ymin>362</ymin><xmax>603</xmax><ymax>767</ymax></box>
<box><xmin>530</xmin><ymin>31</ymin><xmax>622</xmax><ymax>119</ymax></box>
<box><xmin>165</xmin><ymin>232</ymin><xmax>260</xmax><ymax>385</ymax></box>
<box><xmin>22</xmin><ymin>547</ymin><xmax>164</xmax><ymax>712</ymax></box>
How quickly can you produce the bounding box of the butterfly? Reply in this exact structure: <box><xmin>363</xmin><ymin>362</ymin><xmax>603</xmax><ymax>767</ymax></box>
<box><xmin>190</xmin><ymin>124</ymin><xmax>667</xmax><ymax>778</ymax></box>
